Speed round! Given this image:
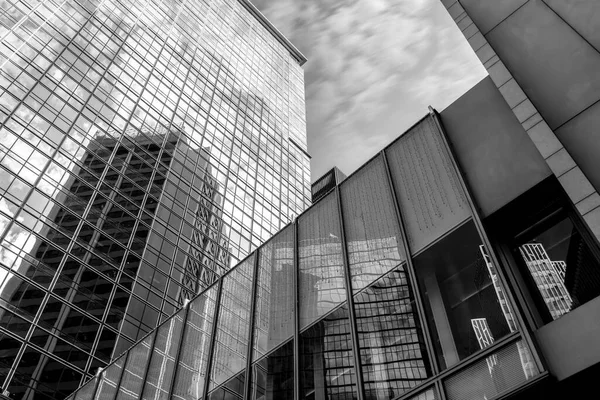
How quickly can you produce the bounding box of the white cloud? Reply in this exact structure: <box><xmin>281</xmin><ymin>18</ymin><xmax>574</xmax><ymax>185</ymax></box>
<box><xmin>252</xmin><ymin>0</ymin><xmax>485</xmax><ymax>178</ymax></box>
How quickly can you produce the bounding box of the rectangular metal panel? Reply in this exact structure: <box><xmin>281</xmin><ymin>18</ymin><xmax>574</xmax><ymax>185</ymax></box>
<box><xmin>535</xmin><ymin>294</ymin><xmax>600</xmax><ymax>380</ymax></box>
<box><xmin>440</xmin><ymin>77</ymin><xmax>551</xmax><ymax>216</ymax></box>
<box><xmin>555</xmin><ymin>100</ymin><xmax>600</xmax><ymax>192</ymax></box>
<box><xmin>486</xmin><ymin>0</ymin><xmax>600</xmax><ymax>129</ymax></box>
<box><xmin>385</xmin><ymin>117</ymin><xmax>470</xmax><ymax>254</ymax></box>
<box><xmin>461</xmin><ymin>0</ymin><xmax>528</xmax><ymax>34</ymax></box>
<box><xmin>545</xmin><ymin>0</ymin><xmax>600</xmax><ymax>51</ymax></box>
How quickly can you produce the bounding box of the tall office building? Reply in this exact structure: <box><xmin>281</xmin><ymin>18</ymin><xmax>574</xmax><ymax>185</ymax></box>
<box><xmin>0</xmin><ymin>0</ymin><xmax>310</xmax><ymax>398</ymax></box>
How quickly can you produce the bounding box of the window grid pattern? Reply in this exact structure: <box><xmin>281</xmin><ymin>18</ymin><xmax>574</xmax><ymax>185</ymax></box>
<box><xmin>67</xmin><ymin>116</ymin><xmax>540</xmax><ymax>400</ymax></box>
<box><xmin>0</xmin><ymin>0</ymin><xmax>309</xmax><ymax>396</ymax></box>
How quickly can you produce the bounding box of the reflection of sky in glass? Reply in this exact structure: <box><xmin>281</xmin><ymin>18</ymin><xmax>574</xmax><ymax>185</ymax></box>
<box><xmin>0</xmin><ymin>0</ymin><xmax>311</xmax><ymax>290</ymax></box>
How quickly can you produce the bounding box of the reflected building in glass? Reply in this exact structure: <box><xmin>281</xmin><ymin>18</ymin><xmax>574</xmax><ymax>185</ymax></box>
<box><xmin>71</xmin><ymin>76</ymin><xmax>600</xmax><ymax>400</ymax></box>
<box><xmin>0</xmin><ymin>0</ymin><xmax>310</xmax><ymax>397</ymax></box>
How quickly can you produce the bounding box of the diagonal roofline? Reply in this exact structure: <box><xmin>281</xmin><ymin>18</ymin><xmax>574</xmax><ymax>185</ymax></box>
<box><xmin>238</xmin><ymin>0</ymin><xmax>307</xmax><ymax>66</ymax></box>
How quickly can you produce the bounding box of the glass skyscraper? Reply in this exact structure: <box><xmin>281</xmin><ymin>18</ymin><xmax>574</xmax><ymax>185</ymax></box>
<box><xmin>0</xmin><ymin>0</ymin><xmax>310</xmax><ymax>398</ymax></box>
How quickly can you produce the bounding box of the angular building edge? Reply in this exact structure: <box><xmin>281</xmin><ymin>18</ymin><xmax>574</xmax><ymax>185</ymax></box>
<box><xmin>238</xmin><ymin>0</ymin><xmax>308</xmax><ymax>66</ymax></box>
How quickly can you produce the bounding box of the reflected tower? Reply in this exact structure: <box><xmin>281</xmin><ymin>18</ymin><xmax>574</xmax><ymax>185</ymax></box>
<box><xmin>0</xmin><ymin>0</ymin><xmax>309</xmax><ymax>398</ymax></box>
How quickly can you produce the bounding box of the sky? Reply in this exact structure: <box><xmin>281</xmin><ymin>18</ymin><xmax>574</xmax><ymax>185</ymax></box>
<box><xmin>250</xmin><ymin>0</ymin><xmax>488</xmax><ymax>181</ymax></box>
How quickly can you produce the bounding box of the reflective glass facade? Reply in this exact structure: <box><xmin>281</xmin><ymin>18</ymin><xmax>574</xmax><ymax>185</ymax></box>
<box><xmin>0</xmin><ymin>0</ymin><xmax>310</xmax><ymax>397</ymax></box>
<box><xmin>71</xmin><ymin>114</ymin><xmax>544</xmax><ymax>400</ymax></box>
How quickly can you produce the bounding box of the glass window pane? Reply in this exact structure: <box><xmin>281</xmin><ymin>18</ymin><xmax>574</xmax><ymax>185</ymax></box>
<box><xmin>413</xmin><ymin>221</ymin><xmax>512</xmax><ymax>370</ymax></box>
<box><xmin>407</xmin><ymin>387</ymin><xmax>438</xmax><ymax>400</ymax></box>
<box><xmin>443</xmin><ymin>340</ymin><xmax>538</xmax><ymax>400</ymax></box>
<box><xmin>514</xmin><ymin>213</ymin><xmax>600</xmax><ymax>321</ymax></box>
<box><xmin>172</xmin><ymin>283</ymin><xmax>218</xmax><ymax>400</ymax></box>
<box><xmin>95</xmin><ymin>354</ymin><xmax>126</xmax><ymax>399</ymax></box>
<box><xmin>385</xmin><ymin>117</ymin><xmax>470</xmax><ymax>254</ymax></box>
<box><xmin>252</xmin><ymin>226</ymin><xmax>294</xmax><ymax>360</ymax></box>
<box><xmin>249</xmin><ymin>340</ymin><xmax>294</xmax><ymax>400</ymax></box>
<box><xmin>74</xmin><ymin>376</ymin><xmax>97</xmax><ymax>400</ymax></box>
<box><xmin>340</xmin><ymin>155</ymin><xmax>405</xmax><ymax>294</ymax></box>
<box><xmin>208</xmin><ymin>254</ymin><xmax>255</xmax><ymax>393</ymax></box>
<box><xmin>298</xmin><ymin>192</ymin><xmax>345</xmax><ymax>330</ymax></box>
<box><xmin>354</xmin><ymin>267</ymin><xmax>431</xmax><ymax>399</ymax></box>
<box><xmin>141</xmin><ymin>310</ymin><xmax>185</xmax><ymax>400</ymax></box>
<box><xmin>299</xmin><ymin>303</ymin><xmax>357</xmax><ymax>399</ymax></box>
<box><xmin>116</xmin><ymin>332</ymin><xmax>154</xmax><ymax>400</ymax></box>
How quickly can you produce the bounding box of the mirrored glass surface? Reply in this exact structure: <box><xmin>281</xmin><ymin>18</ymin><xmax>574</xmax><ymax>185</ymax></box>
<box><xmin>208</xmin><ymin>255</ymin><xmax>255</xmax><ymax>392</ymax></box>
<box><xmin>514</xmin><ymin>212</ymin><xmax>600</xmax><ymax>322</ymax></box>
<box><xmin>354</xmin><ymin>267</ymin><xmax>431</xmax><ymax>399</ymax></box>
<box><xmin>249</xmin><ymin>340</ymin><xmax>294</xmax><ymax>400</ymax></box>
<box><xmin>413</xmin><ymin>221</ymin><xmax>512</xmax><ymax>370</ymax></box>
<box><xmin>141</xmin><ymin>310</ymin><xmax>185</xmax><ymax>400</ymax></box>
<box><xmin>172</xmin><ymin>283</ymin><xmax>218</xmax><ymax>400</ymax></box>
<box><xmin>339</xmin><ymin>155</ymin><xmax>405</xmax><ymax>294</ymax></box>
<box><xmin>116</xmin><ymin>332</ymin><xmax>154</xmax><ymax>400</ymax></box>
<box><xmin>299</xmin><ymin>303</ymin><xmax>357</xmax><ymax>400</ymax></box>
<box><xmin>252</xmin><ymin>225</ymin><xmax>294</xmax><ymax>360</ymax></box>
<box><xmin>298</xmin><ymin>192</ymin><xmax>345</xmax><ymax>330</ymax></box>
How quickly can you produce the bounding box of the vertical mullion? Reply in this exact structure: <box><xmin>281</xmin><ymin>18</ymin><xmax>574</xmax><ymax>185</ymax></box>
<box><xmin>165</xmin><ymin>300</ymin><xmax>191</xmax><ymax>399</ymax></box>
<box><xmin>201</xmin><ymin>278</ymin><xmax>224</xmax><ymax>399</ymax></box>
<box><xmin>335</xmin><ymin>186</ymin><xmax>366</xmax><ymax>400</ymax></box>
<box><xmin>427</xmin><ymin>108</ymin><xmax>543</xmax><ymax>370</ymax></box>
<box><xmin>113</xmin><ymin>347</ymin><xmax>131</xmax><ymax>398</ymax></box>
<box><xmin>89</xmin><ymin>371</ymin><xmax>102</xmax><ymax>400</ymax></box>
<box><xmin>293</xmin><ymin>219</ymin><xmax>300</xmax><ymax>400</ymax></box>
<box><xmin>435</xmin><ymin>379</ymin><xmax>447</xmax><ymax>400</ymax></box>
<box><xmin>243</xmin><ymin>252</ymin><xmax>261</xmax><ymax>400</ymax></box>
<box><xmin>380</xmin><ymin>149</ymin><xmax>439</xmax><ymax>375</ymax></box>
<box><xmin>135</xmin><ymin>320</ymin><xmax>160</xmax><ymax>400</ymax></box>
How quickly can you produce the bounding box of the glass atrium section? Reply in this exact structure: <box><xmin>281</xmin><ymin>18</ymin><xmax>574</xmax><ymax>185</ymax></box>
<box><xmin>0</xmin><ymin>0</ymin><xmax>309</xmax><ymax>396</ymax></box>
<box><xmin>70</xmin><ymin>115</ymin><xmax>544</xmax><ymax>400</ymax></box>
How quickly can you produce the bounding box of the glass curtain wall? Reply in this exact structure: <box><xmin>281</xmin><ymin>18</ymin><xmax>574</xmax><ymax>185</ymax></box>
<box><xmin>67</xmin><ymin>115</ymin><xmax>541</xmax><ymax>400</ymax></box>
<box><xmin>0</xmin><ymin>0</ymin><xmax>310</xmax><ymax>395</ymax></box>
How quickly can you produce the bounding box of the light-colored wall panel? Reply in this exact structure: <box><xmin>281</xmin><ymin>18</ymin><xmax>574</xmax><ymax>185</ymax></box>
<box><xmin>385</xmin><ymin>117</ymin><xmax>470</xmax><ymax>254</ymax></box>
<box><xmin>461</xmin><ymin>0</ymin><xmax>528</xmax><ymax>34</ymax></box>
<box><xmin>486</xmin><ymin>0</ymin><xmax>600</xmax><ymax>130</ymax></box>
<box><xmin>440</xmin><ymin>77</ymin><xmax>551</xmax><ymax>217</ymax></box>
<box><xmin>545</xmin><ymin>0</ymin><xmax>600</xmax><ymax>51</ymax></box>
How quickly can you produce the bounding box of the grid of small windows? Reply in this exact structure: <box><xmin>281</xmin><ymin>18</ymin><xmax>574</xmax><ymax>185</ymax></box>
<box><xmin>0</xmin><ymin>0</ymin><xmax>309</xmax><ymax>397</ymax></box>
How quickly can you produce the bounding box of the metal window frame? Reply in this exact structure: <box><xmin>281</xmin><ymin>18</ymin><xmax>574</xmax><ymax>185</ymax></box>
<box><xmin>243</xmin><ymin>249</ymin><xmax>261</xmax><ymax>399</ymax></box>
<box><xmin>293</xmin><ymin>218</ymin><xmax>300</xmax><ymax>400</ymax></box>
<box><xmin>428</xmin><ymin>108</ymin><xmax>545</xmax><ymax>373</ymax></box>
<box><xmin>200</xmin><ymin>277</ymin><xmax>224</xmax><ymax>400</ymax></box>
<box><xmin>335</xmin><ymin>185</ymin><xmax>366</xmax><ymax>400</ymax></box>
<box><xmin>380</xmin><ymin>150</ymin><xmax>439</xmax><ymax>376</ymax></box>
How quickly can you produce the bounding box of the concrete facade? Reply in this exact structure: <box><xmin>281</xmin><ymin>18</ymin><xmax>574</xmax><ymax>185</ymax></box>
<box><xmin>440</xmin><ymin>0</ymin><xmax>600</xmax><ymax>390</ymax></box>
<box><xmin>440</xmin><ymin>0</ymin><xmax>600</xmax><ymax>240</ymax></box>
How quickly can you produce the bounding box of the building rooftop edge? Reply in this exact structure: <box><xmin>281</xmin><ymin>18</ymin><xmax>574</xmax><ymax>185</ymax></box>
<box><xmin>238</xmin><ymin>0</ymin><xmax>308</xmax><ymax>66</ymax></box>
